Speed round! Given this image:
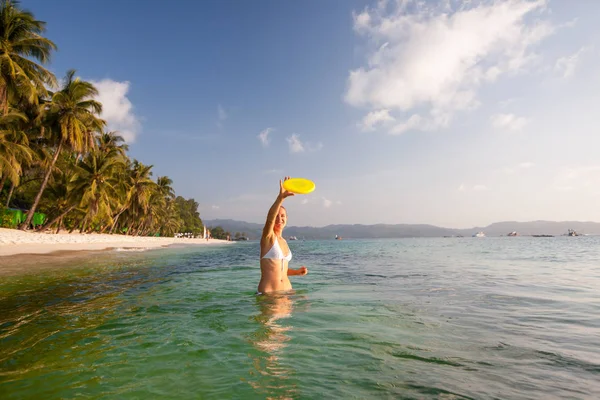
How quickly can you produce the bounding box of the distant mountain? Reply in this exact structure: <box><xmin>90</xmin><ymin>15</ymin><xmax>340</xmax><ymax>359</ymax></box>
<box><xmin>203</xmin><ymin>219</ymin><xmax>263</xmax><ymax>238</ymax></box>
<box><xmin>456</xmin><ymin>221</ymin><xmax>600</xmax><ymax>237</ymax></box>
<box><xmin>203</xmin><ymin>219</ymin><xmax>600</xmax><ymax>239</ymax></box>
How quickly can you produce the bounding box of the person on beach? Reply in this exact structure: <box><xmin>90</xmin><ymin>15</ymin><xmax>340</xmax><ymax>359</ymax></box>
<box><xmin>257</xmin><ymin>177</ymin><xmax>308</xmax><ymax>294</ymax></box>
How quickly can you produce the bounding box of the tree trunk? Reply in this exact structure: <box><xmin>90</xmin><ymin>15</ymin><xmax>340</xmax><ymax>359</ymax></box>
<box><xmin>136</xmin><ymin>222</ymin><xmax>145</xmax><ymax>236</ymax></box>
<box><xmin>109</xmin><ymin>206</ymin><xmax>129</xmax><ymax>234</ymax></box>
<box><xmin>0</xmin><ymin>175</ymin><xmax>7</xmax><ymax>194</ymax></box>
<box><xmin>134</xmin><ymin>221</ymin><xmax>144</xmax><ymax>236</ymax></box>
<box><xmin>21</xmin><ymin>140</ymin><xmax>63</xmax><ymax>230</ymax></box>
<box><xmin>69</xmin><ymin>220</ymin><xmax>79</xmax><ymax>233</ymax></box>
<box><xmin>109</xmin><ymin>214</ymin><xmax>120</xmax><ymax>234</ymax></box>
<box><xmin>56</xmin><ymin>217</ymin><xmax>62</xmax><ymax>234</ymax></box>
<box><xmin>5</xmin><ymin>182</ymin><xmax>15</xmax><ymax>207</ymax></box>
<box><xmin>127</xmin><ymin>221</ymin><xmax>135</xmax><ymax>236</ymax></box>
<box><xmin>0</xmin><ymin>84</ymin><xmax>7</xmax><ymax>116</ymax></box>
<box><xmin>38</xmin><ymin>205</ymin><xmax>76</xmax><ymax>233</ymax></box>
<box><xmin>100</xmin><ymin>222</ymin><xmax>111</xmax><ymax>234</ymax></box>
<box><xmin>80</xmin><ymin>217</ymin><xmax>89</xmax><ymax>234</ymax></box>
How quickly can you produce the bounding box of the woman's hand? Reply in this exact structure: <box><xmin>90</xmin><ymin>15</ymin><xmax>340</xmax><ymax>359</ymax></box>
<box><xmin>279</xmin><ymin>176</ymin><xmax>295</xmax><ymax>199</ymax></box>
<box><xmin>298</xmin><ymin>266</ymin><xmax>308</xmax><ymax>275</ymax></box>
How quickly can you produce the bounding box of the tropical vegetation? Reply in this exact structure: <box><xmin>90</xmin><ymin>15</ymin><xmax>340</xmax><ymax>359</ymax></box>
<box><xmin>0</xmin><ymin>0</ymin><xmax>203</xmax><ymax>236</ymax></box>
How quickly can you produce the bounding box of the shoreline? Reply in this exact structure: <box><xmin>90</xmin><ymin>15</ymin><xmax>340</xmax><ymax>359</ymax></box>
<box><xmin>0</xmin><ymin>227</ymin><xmax>232</xmax><ymax>257</ymax></box>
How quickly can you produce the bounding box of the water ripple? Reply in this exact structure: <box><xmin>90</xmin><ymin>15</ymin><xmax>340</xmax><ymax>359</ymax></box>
<box><xmin>1</xmin><ymin>238</ymin><xmax>600</xmax><ymax>399</ymax></box>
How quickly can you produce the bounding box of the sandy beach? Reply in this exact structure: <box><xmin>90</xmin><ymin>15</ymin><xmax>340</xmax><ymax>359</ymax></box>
<box><xmin>0</xmin><ymin>228</ymin><xmax>232</xmax><ymax>257</ymax></box>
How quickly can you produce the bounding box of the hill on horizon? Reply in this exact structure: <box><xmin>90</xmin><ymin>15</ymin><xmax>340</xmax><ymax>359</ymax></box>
<box><xmin>203</xmin><ymin>219</ymin><xmax>600</xmax><ymax>240</ymax></box>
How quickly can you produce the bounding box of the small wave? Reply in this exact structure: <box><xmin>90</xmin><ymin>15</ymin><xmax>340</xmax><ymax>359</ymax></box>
<box><xmin>114</xmin><ymin>247</ymin><xmax>149</xmax><ymax>252</ymax></box>
<box><xmin>536</xmin><ymin>350</ymin><xmax>600</xmax><ymax>373</ymax></box>
<box><xmin>390</xmin><ymin>352</ymin><xmax>464</xmax><ymax>367</ymax></box>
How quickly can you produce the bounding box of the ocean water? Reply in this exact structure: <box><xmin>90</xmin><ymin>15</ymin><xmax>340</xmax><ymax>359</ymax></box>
<box><xmin>1</xmin><ymin>237</ymin><xmax>599</xmax><ymax>399</ymax></box>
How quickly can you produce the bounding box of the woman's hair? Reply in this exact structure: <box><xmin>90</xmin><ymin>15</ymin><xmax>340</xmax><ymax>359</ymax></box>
<box><xmin>279</xmin><ymin>205</ymin><xmax>286</xmax><ymax>213</ymax></box>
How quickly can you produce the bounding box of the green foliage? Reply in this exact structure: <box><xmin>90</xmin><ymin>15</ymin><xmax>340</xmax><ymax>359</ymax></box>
<box><xmin>0</xmin><ymin>0</ymin><xmax>57</xmax><ymax>110</ymax></box>
<box><xmin>174</xmin><ymin>196</ymin><xmax>203</xmax><ymax>235</ymax></box>
<box><xmin>0</xmin><ymin>206</ymin><xmax>23</xmax><ymax>227</ymax></box>
<box><xmin>210</xmin><ymin>226</ymin><xmax>230</xmax><ymax>240</ymax></box>
<box><xmin>0</xmin><ymin>207</ymin><xmax>15</xmax><ymax>227</ymax></box>
<box><xmin>0</xmin><ymin>1</ymin><xmax>195</xmax><ymax>235</ymax></box>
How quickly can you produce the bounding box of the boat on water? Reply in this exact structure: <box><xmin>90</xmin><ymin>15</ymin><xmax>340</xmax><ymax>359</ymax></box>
<box><xmin>288</xmin><ymin>236</ymin><xmax>298</xmax><ymax>241</ymax></box>
<box><xmin>507</xmin><ymin>231</ymin><xmax>519</xmax><ymax>237</ymax></box>
<box><xmin>566</xmin><ymin>229</ymin><xmax>581</xmax><ymax>237</ymax></box>
<box><xmin>335</xmin><ymin>235</ymin><xmax>342</xmax><ymax>240</ymax></box>
<box><xmin>473</xmin><ymin>232</ymin><xmax>486</xmax><ymax>237</ymax></box>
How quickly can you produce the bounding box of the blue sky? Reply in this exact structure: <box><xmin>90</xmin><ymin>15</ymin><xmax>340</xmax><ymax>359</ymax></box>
<box><xmin>24</xmin><ymin>0</ymin><xmax>600</xmax><ymax>228</ymax></box>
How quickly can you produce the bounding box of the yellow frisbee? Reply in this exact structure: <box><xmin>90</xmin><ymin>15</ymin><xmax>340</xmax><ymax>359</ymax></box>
<box><xmin>283</xmin><ymin>178</ymin><xmax>315</xmax><ymax>194</ymax></box>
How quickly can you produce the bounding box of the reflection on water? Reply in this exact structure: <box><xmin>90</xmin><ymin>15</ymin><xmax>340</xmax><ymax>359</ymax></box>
<box><xmin>247</xmin><ymin>292</ymin><xmax>306</xmax><ymax>399</ymax></box>
<box><xmin>0</xmin><ymin>266</ymin><xmax>164</xmax><ymax>390</ymax></box>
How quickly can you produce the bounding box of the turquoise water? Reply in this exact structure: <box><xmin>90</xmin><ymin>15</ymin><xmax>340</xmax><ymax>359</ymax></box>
<box><xmin>1</xmin><ymin>238</ymin><xmax>600</xmax><ymax>399</ymax></box>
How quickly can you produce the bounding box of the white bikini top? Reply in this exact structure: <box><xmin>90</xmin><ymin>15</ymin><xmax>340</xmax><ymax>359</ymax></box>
<box><xmin>262</xmin><ymin>239</ymin><xmax>292</xmax><ymax>262</ymax></box>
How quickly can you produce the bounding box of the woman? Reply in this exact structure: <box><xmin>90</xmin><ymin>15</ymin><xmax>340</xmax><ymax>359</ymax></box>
<box><xmin>257</xmin><ymin>177</ymin><xmax>308</xmax><ymax>294</ymax></box>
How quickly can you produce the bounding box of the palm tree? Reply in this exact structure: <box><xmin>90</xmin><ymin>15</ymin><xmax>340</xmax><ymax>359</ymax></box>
<box><xmin>0</xmin><ymin>0</ymin><xmax>57</xmax><ymax>114</ymax></box>
<box><xmin>38</xmin><ymin>167</ymin><xmax>75</xmax><ymax>232</ymax></box>
<box><xmin>21</xmin><ymin>69</ymin><xmax>104</xmax><ymax>230</ymax></box>
<box><xmin>97</xmin><ymin>131</ymin><xmax>128</xmax><ymax>158</ymax></box>
<box><xmin>0</xmin><ymin>109</ymin><xmax>31</xmax><ymax>193</ymax></box>
<box><xmin>138</xmin><ymin>175</ymin><xmax>176</xmax><ymax>236</ymax></box>
<box><xmin>69</xmin><ymin>151</ymin><xmax>124</xmax><ymax>232</ymax></box>
<box><xmin>160</xmin><ymin>199</ymin><xmax>182</xmax><ymax>237</ymax></box>
<box><xmin>109</xmin><ymin>160</ymin><xmax>154</xmax><ymax>234</ymax></box>
<box><xmin>156</xmin><ymin>176</ymin><xmax>175</xmax><ymax>199</ymax></box>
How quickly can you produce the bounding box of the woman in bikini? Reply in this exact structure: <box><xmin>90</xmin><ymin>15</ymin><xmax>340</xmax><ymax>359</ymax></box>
<box><xmin>257</xmin><ymin>177</ymin><xmax>308</xmax><ymax>294</ymax></box>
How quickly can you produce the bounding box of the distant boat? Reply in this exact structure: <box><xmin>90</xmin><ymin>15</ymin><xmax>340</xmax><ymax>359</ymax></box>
<box><xmin>288</xmin><ymin>236</ymin><xmax>298</xmax><ymax>241</ymax></box>
<box><xmin>507</xmin><ymin>231</ymin><xmax>519</xmax><ymax>237</ymax></box>
<box><xmin>566</xmin><ymin>229</ymin><xmax>581</xmax><ymax>237</ymax></box>
<box><xmin>473</xmin><ymin>232</ymin><xmax>485</xmax><ymax>238</ymax></box>
<box><xmin>335</xmin><ymin>235</ymin><xmax>342</xmax><ymax>240</ymax></box>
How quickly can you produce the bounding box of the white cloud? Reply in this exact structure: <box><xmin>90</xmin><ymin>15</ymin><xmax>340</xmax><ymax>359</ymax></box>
<box><xmin>490</xmin><ymin>113</ymin><xmax>528</xmax><ymax>131</ymax></box>
<box><xmin>499</xmin><ymin>98</ymin><xmax>517</xmax><ymax>108</ymax></box>
<box><xmin>359</xmin><ymin>109</ymin><xmax>395</xmax><ymax>131</ymax></box>
<box><xmin>218</xmin><ymin>104</ymin><xmax>227</xmax><ymax>121</ymax></box>
<box><xmin>555</xmin><ymin>47</ymin><xmax>587</xmax><ymax>79</ymax></box>
<box><xmin>519</xmin><ymin>162</ymin><xmax>534</xmax><ymax>169</ymax></box>
<box><xmin>91</xmin><ymin>79</ymin><xmax>140</xmax><ymax>143</ymax></box>
<box><xmin>299</xmin><ymin>196</ymin><xmax>337</xmax><ymax>207</ymax></box>
<box><xmin>286</xmin><ymin>134</ymin><xmax>323</xmax><ymax>153</ymax></box>
<box><xmin>459</xmin><ymin>184</ymin><xmax>489</xmax><ymax>192</ymax></box>
<box><xmin>258</xmin><ymin>127</ymin><xmax>274</xmax><ymax>147</ymax></box>
<box><xmin>554</xmin><ymin>165</ymin><xmax>600</xmax><ymax>192</ymax></box>
<box><xmin>287</xmin><ymin>134</ymin><xmax>305</xmax><ymax>153</ymax></box>
<box><xmin>263</xmin><ymin>168</ymin><xmax>283</xmax><ymax>174</ymax></box>
<box><xmin>389</xmin><ymin>113</ymin><xmax>451</xmax><ymax>135</ymax></box>
<box><xmin>504</xmin><ymin>161</ymin><xmax>535</xmax><ymax>173</ymax></box>
<box><xmin>557</xmin><ymin>165</ymin><xmax>600</xmax><ymax>181</ymax></box>
<box><xmin>346</xmin><ymin>0</ymin><xmax>554</xmax><ymax>134</ymax></box>
<box><xmin>354</xmin><ymin>10</ymin><xmax>371</xmax><ymax>30</ymax></box>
